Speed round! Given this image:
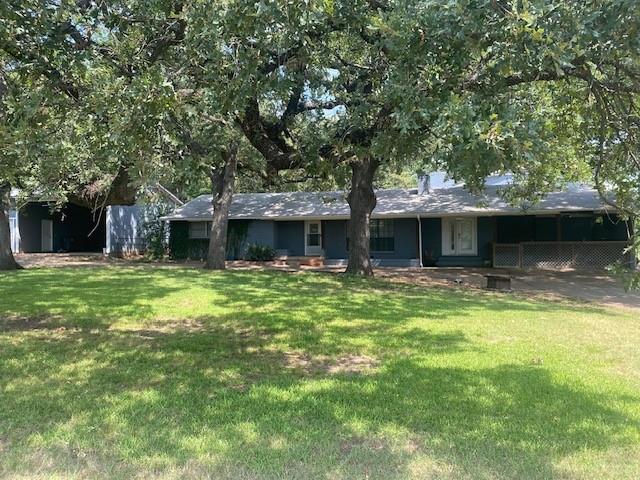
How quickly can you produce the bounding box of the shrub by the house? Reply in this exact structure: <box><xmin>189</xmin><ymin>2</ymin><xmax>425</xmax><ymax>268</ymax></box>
<box><xmin>246</xmin><ymin>244</ymin><xmax>276</xmax><ymax>261</ymax></box>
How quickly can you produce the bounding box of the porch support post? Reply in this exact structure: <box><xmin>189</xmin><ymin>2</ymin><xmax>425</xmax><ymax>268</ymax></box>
<box><xmin>417</xmin><ymin>215</ymin><xmax>423</xmax><ymax>267</ymax></box>
<box><xmin>105</xmin><ymin>206</ymin><xmax>112</xmax><ymax>255</ymax></box>
<box><xmin>556</xmin><ymin>214</ymin><xmax>562</xmax><ymax>241</ymax></box>
<box><xmin>11</xmin><ymin>208</ymin><xmax>21</xmax><ymax>253</ymax></box>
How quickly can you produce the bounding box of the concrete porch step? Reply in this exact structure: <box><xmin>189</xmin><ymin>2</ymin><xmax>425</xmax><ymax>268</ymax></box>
<box><xmin>274</xmin><ymin>256</ymin><xmax>325</xmax><ymax>267</ymax></box>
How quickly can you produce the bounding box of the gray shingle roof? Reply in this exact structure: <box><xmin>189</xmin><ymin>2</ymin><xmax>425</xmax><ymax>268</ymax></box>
<box><xmin>162</xmin><ymin>180</ymin><xmax>612</xmax><ymax>221</ymax></box>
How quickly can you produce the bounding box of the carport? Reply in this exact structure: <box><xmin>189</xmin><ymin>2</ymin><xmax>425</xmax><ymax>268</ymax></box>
<box><xmin>13</xmin><ymin>202</ymin><xmax>105</xmax><ymax>253</ymax></box>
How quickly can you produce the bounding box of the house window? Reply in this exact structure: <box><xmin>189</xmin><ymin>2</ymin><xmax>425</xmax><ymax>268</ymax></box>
<box><xmin>307</xmin><ymin>222</ymin><xmax>321</xmax><ymax>246</ymax></box>
<box><xmin>189</xmin><ymin>221</ymin><xmax>211</xmax><ymax>239</ymax></box>
<box><xmin>370</xmin><ymin>219</ymin><xmax>394</xmax><ymax>252</ymax></box>
<box><xmin>347</xmin><ymin>219</ymin><xmax>395</xmax><ymax>252</ymax></box>
<box><xmin>442</xmin><ymin>217</ymin><xmax>477</xmax><ymax>256</ymax></box>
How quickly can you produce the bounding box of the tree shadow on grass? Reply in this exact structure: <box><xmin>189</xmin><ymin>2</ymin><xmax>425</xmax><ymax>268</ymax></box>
<box><xmin>0</xmin><ymin>267</ymin><xmax>621</xmax><ymax>331</ymax></box>
<box><xmin>1</xmin><ymin>267</ymin><xmax>637</xmax><ymax>478</ymax></box>
<box><xmin>2</xmin><ymin>323</ymin><xmax>639</xmax><ymax>479</ymax></box>
<box><xmin>0</xmin><ymin>268</ymin><xmax>184</xmax><ymax>329</ymax></box>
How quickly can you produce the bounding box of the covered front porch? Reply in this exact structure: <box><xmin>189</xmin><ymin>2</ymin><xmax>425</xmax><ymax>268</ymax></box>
<box><xmin>418</xmin><ymin>212</ymin><xmax>633</xmax><ymax>271</ymax></box>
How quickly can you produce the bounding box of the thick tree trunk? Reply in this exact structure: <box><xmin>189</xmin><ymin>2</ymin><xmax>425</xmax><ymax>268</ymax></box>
<box><xmin>0</xmin><ymin>184</ymin><xmax>22</xmax><ymax>271</ymax></box>
<box><xmin>204</xmin><ymin>141</ymin><xmax>240</xmax><ymax>270</ymax></box>
<box><xmin>345</xmin><ymin>157</ymin><xmax>379</xmax><ymax>276</ymax></box>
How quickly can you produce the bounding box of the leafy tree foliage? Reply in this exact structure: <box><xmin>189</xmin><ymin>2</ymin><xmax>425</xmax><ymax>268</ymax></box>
<box><xmin>187</xmin><ymin>0</ymin><xmax>639</xmax><ymax>276</ymax></box>
<box><xmin>1</xmin><ymin>0</ymin><xmax>638</xmax><ymax>280</ymax></box>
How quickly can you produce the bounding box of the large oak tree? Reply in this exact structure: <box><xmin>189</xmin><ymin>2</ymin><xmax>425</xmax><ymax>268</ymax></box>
<box><xmin>2</xmin><ymin>0</ymin><xmax>638</xmax><ymax>279</ymax></box>
<box><xmin>182</xmin><ymin>0</ymin><xmax>639</xmax><ymax>275</ymax></box>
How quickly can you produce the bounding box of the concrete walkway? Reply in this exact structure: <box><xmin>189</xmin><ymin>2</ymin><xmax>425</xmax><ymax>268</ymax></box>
<box><xmin>13</xmin><ymin>253</ymin><xmax>640</xmax><ymax>311</ymax></box>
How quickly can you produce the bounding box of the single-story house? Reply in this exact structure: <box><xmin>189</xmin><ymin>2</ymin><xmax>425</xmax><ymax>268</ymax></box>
<box><xmin>161</xmin><ymin>173</ymin><xmax>636</xmax><ymax>270</ymax></box>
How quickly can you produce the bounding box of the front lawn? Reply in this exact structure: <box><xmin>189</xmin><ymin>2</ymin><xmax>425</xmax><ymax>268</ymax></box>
<box><xmin>1</xmin><ymin>267</ymin><xmax>639</xmax><ymax>479</ymax></box>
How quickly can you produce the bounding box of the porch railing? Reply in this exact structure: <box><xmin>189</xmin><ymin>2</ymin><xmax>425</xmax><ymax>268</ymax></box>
<box><xmin>493</xmin><ymin>241</ymin><xmax>634</xmax><ymax>271</ymax></box>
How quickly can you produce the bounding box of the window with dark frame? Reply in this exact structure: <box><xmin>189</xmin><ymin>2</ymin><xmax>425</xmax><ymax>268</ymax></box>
<box><xmin>346</xmin><ymin>219</ymin><xmax>395</xmax><ymax>252</ymax></box>
<box><xmin>370</xmin><ymin>219</ymin><xmax>394</xmax><ymax>252</ymax></box>
<box><xmin>189</xmin><ymin>221</ymin><xmax>211</xmax><ymax>239</ymax></box>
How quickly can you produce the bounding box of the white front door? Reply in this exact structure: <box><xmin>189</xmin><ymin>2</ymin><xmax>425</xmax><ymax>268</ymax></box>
<box><xmin>457</xmin><ymin>218</ymin><xmax>475</xmax><ymax>255</ymax></box>
<box><xmin>305</xmin><ymin>221</ymin><xmax>322</xmax><ymax>256</ymax></box>
<box><xmin>41</xmin><ymin>219</ymin><xmax>53</xmax><ymax>252</ymax></box>
<box><xmin>442</xmin><ymin>217</ymin><xmax>477</xmax><ymax>256</ymax></box>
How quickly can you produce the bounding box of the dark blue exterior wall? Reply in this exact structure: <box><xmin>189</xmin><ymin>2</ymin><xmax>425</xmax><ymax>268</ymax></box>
<box><xmin>420</xmin><ymin>218</ymin><xmax>441</xmax><ymax>264</ymax></box>
<box><xmin>322</xmin><ymin>218</ymin><xmax>418</xmax><ymax>261</ymax></box>
<box><xmin>170</xmin><ymin>219</ymin><xmax>276</xmax><ymax>260</ymax></box>
<box><xmin>421</xmin><ymin>216</ymin><xmax>494</xmax><ymax>267</ymax></box>
<box><xmin>169</xmin><ymin>212</ymin><xmax>630</xmax><ymax>265</ymax></box>
<box><xmin>275</xmin><ymin>221</ymin><xmax>305</xmax><ymax>256</ymax></box>
<box><xmin>477</xmin><ymin>217</ymin><xmax>496</xmax><ymax>263</ymax></box>
<box><xmin>18</xmin><ymin>204</ymin><xmax>49</xmax><ymax>252</ymax></box>
<box><xmin>372</xmin><ymin>218</ymin><xmax>417</xmax><ymax>260</ymax></box>
<box><xmin>323</xmin><ymin>220</ymin><xmax>348</xmax><ymax>259</ymax></box>
<box><xmin>246</xmin><ymin>220</ymin><xmax>275</xmax><ymax>248</ymax></box>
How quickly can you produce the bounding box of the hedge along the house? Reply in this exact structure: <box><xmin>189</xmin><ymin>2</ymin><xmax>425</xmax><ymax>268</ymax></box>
<box><xmin>169</xmin><ymin>220</ymin><xmax>251</xmax><ymax>261</ymax></box>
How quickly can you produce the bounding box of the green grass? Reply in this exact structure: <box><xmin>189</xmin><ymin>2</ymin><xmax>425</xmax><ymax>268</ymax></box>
<box><xmin>0</xmin><ymin>266</ymin><xmax>639</xmax><ymax>479</ymax></box>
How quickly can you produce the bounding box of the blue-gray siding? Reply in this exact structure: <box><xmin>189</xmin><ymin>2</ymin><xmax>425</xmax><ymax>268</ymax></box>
<box><xmin>245</xmin><ymin>220</ymin><xmax>276</xmax><ymax>254</ymax></box>
<box><xmin>322</xmin><ymin>220</ymin><xmax>348</xmax><ymax>259</ymax></box>
<box><xmin>107</xmin><ymin>205</ymin><xmax>153</xmax><ymax>254</ymax></box>
<box><xmin>107</xmin><ymin>204</ymin><xmax>181</xmax><ymax>255</ymax></box>
<box><xmin>322</xmin><ymin>219</ymin><xmax>418</xmax><ymax>261</ymax></box>
<box><xmin>275</xmin><ymin>221</ymin><xmax>305</xmax><ymax>256</ymax></box>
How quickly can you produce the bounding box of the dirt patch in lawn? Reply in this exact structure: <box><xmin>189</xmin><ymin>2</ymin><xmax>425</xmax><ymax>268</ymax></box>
<box><xmin>373</xmin><ymin>267</ymin><xmax>640</xmax><ymax>312</ymax></box>
<box><xmin>283</xmin><ymin>352</ymin><xmax>379</xmax><ymax>376</ymax></box>
<box><xmin>0</xmin><ymin>314</ymin><xmax>67</xmax><ymax>332</ymax></box>
<box><xmin>340</xmin><ymin>436</ymin><xmax>389</xmax><ymax>455</ymax></box>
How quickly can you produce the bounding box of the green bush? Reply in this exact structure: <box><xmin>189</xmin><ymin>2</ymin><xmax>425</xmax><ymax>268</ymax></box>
<box><xmin>245</xmin><ymin>244</ymin><xmax>276</xmax><ymax>261</ymax></box>
<box><xmin>142</xmin><ymin>219</ymin><xmax>167</xmax><ymax>260</ymax></box>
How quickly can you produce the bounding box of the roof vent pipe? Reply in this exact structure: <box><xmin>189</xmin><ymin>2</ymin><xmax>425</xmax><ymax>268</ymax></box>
<box><xmin>417</xmin><ymin>173</ymin><xmax>430</xmax><ymax>195</ymax></box>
